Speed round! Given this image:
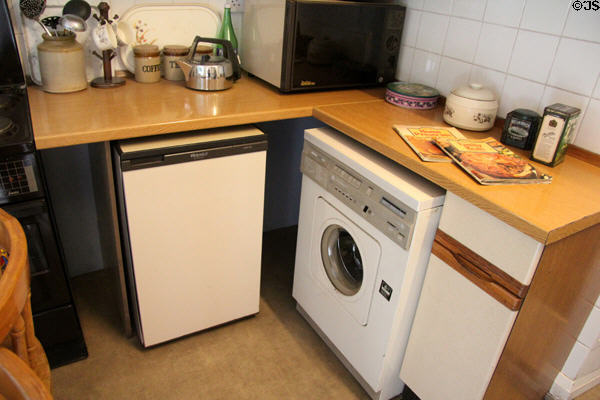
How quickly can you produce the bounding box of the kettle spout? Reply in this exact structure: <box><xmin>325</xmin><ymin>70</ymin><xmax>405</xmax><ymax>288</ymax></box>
<box><xmin>175</xmin><ymin>59</ymin><xmax>193</xmax><ymax>79</ymax></box>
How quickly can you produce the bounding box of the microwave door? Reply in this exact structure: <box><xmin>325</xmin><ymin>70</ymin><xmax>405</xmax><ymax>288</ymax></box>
<box><xmin>287</xmin><ymin>1</ymin><xmax>403</xmax><ymax>91</ymax></box>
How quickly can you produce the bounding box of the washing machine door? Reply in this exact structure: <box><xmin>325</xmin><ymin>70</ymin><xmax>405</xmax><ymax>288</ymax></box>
<box><xmin>310</xmin><ymin>197</ymin><xmax>382</xmax><ymax>326</ymax></box>
<box><xmin>321</xmin><ymin>224</ymin><xmax>364</xmax><ymax>296</ymax></box>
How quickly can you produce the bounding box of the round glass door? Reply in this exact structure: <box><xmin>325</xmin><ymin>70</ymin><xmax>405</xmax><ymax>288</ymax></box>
<box><xmin>320</xmin><ymin>224</ymin><xmax>363</xmax><ymax>296</ymax></box>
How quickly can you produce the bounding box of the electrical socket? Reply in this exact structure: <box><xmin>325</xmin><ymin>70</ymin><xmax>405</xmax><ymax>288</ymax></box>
<box><xmin>229</xmin><ymin>0</ymin><xmax>244</xmax><ymax>13</ymax></box>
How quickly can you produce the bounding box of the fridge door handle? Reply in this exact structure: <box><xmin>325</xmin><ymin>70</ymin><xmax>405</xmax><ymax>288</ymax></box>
<box><xmin>432</xmin><ymin>229</ymin><xmax>528</xmax><ymax>311</ymax></box>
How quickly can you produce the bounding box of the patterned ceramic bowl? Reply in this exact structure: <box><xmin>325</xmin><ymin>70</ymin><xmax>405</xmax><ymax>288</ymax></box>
<box><xmin>384</xmin><ymin>82</ymin><xmax>440</xmax><ymax>110</ymax></box>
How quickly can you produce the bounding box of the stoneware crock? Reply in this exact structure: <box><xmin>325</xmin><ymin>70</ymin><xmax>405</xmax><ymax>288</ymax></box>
<box><xmin>443</xmin><ymin>83</ymin><xmax>498</xmax><ymax>131</ymax></box>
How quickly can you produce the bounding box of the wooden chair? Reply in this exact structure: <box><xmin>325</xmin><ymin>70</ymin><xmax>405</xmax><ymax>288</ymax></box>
<box><xmin>0</xmin><ymin>208</ymin><xmax>51</xmax><ymax>397</ymax></box>
<box><xmin>0</xmin><ymin>348</ymin><xmax>52</xmax><ymax>400</ymax></box>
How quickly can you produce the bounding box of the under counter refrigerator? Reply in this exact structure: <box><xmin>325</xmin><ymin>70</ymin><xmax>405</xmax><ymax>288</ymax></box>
<box><xmin>113</xmin><ymin>126</ymin><xmax>267</xmax><ymax>347</ymax></box>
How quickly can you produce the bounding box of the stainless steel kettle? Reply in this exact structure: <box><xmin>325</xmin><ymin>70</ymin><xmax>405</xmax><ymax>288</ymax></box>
<box><xmin>176</xmin><ymin>36</ymin><xmax>241</xmax><ymax>91</ymax></box>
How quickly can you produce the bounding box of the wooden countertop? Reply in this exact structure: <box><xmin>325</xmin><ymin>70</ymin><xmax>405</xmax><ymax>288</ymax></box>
<box><xmin>27</xmin><ymin>76</ymin><xmax>382</xmax><ymax>149</ymax></box>
<box><xmin>314</xmin><ymin>100</ymin><xmax>600</xmax><ymax>245</ymax></box>
<box><xmin>27</xmin><ymin>76</ymin><xmax>600</xmax><ymax>245</ymax></box>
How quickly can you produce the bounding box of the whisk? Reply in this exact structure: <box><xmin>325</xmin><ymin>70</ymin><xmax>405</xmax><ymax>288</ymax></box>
<box><xmin>20</xmin><ymin>0</ymin><xmax>53</xmax><ymax>37</ymax></box>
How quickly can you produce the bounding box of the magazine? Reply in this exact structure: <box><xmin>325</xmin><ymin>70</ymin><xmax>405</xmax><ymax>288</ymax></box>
<box><xmin>435</xmin><ymin>137</ymin><xmax>552</xmax><ymax>185</ymax></box>
<box><xmin>393</xmin><ymin>125</ymin><xmax>465</xmax><ymax>162</ymax></box>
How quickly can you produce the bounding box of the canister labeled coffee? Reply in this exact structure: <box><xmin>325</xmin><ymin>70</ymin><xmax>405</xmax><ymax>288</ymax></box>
<box><xmin>133</xmin><ymin>44</ymin><xmax>161</xmax><ymax>83</ymax></box>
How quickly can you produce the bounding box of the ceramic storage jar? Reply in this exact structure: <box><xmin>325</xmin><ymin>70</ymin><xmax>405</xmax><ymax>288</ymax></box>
<box><xmin>134</xmin><ymin>44</ymin><xmax>161</xmax><ymax>83</ymax></box>
<box><xmin>162</xmin><ymin>45</ymin><xmax>189</xmax><ymax>81</ymax></box>
<box><xmin>37</xmin><ymin>31</ymin><xmax>87</xmax><ymax>93</ymax></box>
<box><xmin>443</xmin><ymin>83</ymin><xmax>498</xmax><ymax>131</ymax></box>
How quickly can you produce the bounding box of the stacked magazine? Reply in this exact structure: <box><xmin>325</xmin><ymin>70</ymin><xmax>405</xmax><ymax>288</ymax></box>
<box><xmin>394</xmin><ymin>125</ymin><xmax>552</xmax><ymax>185</ymax></box>
<box><xmin>393</xmin><ymin>125</ymin><xmax>465</xmax><ymax>162</ymax></box>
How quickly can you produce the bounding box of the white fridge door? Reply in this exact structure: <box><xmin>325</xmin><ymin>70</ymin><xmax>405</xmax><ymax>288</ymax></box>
<box><xmin>400</xmin><ymin>254</ymin><xmax>517</xmax><ymax>400</ymax></box>
<box><xmin>122</xmin><ymin>151</ymin><xmax>266</xmax><ymax>346</ymax></box>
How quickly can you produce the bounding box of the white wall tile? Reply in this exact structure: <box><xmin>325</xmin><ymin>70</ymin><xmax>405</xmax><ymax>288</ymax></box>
<box><xmin>578</xmin><ymin>305</ymin><xmax>600</xmax><ymax>350</ymax></box>
<box><xmin>443</xmin><ymin>17</ymin><xmax>481</xmax><ymax>62</ymax></box>
<box><xmin>484</xmin><ymin>0</ymin><xmax>525</xmax><ymax>27</ymax></box>
<box><xmin>508</xmin><ymin>31</ymin><xmax>559</xmax><ymax>84</ymax></box>
<box><xmin>470</xmin><ymin>66</ymin><xmax>506</xmax><ymax>102</ymax></box>
<box><xmin>594</xmin><ymin>76</ymin><xmax>600</xmax><ymax>99</ymax></box>
<box><xmin>548</xmin><ymin>38</ymin><xmax>600</xmax><ymax>96</ymax></box>
<box><xmin>577</xmin><ymin>345</ymin><xmax>600</xmax><ymax>378</ymax></box>
<box><xmin>499</xmin><ymin>76</ymin><xmax>544</xmax><ymax>117</ymax></box>
<box><xmin>435</xmin><ymin>57</ymin><xmax>471</xmax><ymax>95</ymax></box>
<box><xmin>562</xmin><ymin>340</ymin><xmax>591</xmax><ymax>380</ymax></box>
<box><xmin>397</xmin><ymin>46</ymin><xmax>415</xmax><ymax>82</ymax></box>
<box><xmin>451</xmin><ymin>0</ymin><xmax>486</xmax><ymax>20</ymax></box>
<box><xmin>423</xmin><ymin>0</ymin><xmax>453</xmax><ymax>14</ymax></box>
<box><xmin>474</xmin><ymin>23</ymin><xmax>517</xmax><ymax>72</ymax></box>
<box><xmin>415</xmin><ymin>12</ymin><xmax>450</xmax><ymax>54</ymax></box>
<box><xmin>402</xmin><ymin>9</ymin><xmax>422</xmax><ymax>47</ymax></box>
<box><xmin>563</xmin><ymin>7</ymin><xmax>600</xmax><ymax>43</ymax></box>
<box><xmin>538</xmin><ymin>87</ymin><xmax>589</xmax><ymax>143</ymax></box>
<box><xmin>574</xmin><ymin>99</ymin><xmax>600</xmax><ymax>154</ymax></box>
<box><xmin>410</xmin><ymin>49</ymin><xmax>441</xmax><ymax>87</ymax></box>
<box><xmin>520</xmin><ymin>0</ymin><xmax>571</xmax><ymax>35</ymax></box>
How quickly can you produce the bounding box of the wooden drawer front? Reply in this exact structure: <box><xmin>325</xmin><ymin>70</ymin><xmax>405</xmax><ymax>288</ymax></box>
<box><xmin>433</xmin><ymin>229</ymin><xmax>528</xmax><ymax>311</ymax></box>
<box><xmin>439</xmin><ymin>192</ymin><xmax>543</xmax><ymax>286</ymax></box>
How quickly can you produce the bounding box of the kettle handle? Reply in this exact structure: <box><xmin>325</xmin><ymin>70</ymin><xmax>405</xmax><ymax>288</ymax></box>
<box><xmin>190</xmin><ymin>36</ymin><xmax>241</xmax><ymax>81</ymax></box>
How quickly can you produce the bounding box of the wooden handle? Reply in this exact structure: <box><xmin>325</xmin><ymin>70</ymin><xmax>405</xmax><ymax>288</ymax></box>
<box><xmin>432</xmin><ymin>229</ymin><xmax>528</xmax><ymax>311</ymax></box>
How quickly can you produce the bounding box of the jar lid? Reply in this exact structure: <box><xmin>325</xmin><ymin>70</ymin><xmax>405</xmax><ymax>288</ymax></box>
<box><xmin>195</xmin><ymin>45</ymin><xmax>213</xmax><ymax>54</ymax></box>
<box><xmin>133</xmin><ymin>44</ymin><xmax>160</xmax><ymax>57</ymax></box>
<box><xmin>507</xmin><ymin>108</ymin><xmax>541</xmax><ymax>121</ymax></box>
<box><xmin>386</xmin><ymin>82</ymin><xmax>439</xmax><ymax>99</ymax></box>
<box><xmin>162</xmin><ymin>45</ymin><xmax>189</xmax><ymax>56</ymax></box>
<box><xmin>452</xmin><ymin>83</ymin><xmax>496</xmax><ymax>101</ymax></box>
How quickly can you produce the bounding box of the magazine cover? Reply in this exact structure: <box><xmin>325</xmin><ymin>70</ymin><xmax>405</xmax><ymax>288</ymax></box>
<box><xmin>435</xmin><ymin>137</ymin><xmax>552</xmax><ymax>185</ymax></box>
<box><xmin>393</xmin><ymin>125</ymin><xmax>465</xmax><ymax>162</ymax></box>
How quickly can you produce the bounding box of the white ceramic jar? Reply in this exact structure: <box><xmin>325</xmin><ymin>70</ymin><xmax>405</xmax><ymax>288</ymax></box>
<box><xmin>37</xmin><ymin>32</ymin><xmax>87</xmax><ymax>93</ymax></box>
<box><xmin>443</xmin><ymin>83</ymin><xmax>498</xmax><ymax>131</ymax></box>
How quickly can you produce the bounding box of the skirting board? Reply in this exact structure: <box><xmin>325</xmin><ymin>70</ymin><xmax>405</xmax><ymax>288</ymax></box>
<box><xmin>548</xmin><ymin>369</ymin><xmax>600</xmax><ymax>399</ymax></box>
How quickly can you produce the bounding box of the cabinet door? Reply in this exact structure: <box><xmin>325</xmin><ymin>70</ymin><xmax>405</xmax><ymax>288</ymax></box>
<box><xmin>400</xmin><ymin>254</ymin><xmax>518</xmax><ymax>400</ymax></box>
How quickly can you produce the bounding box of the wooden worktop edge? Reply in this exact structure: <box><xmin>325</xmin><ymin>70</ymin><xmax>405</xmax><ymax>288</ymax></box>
<box><xmin>34</xmin><ymin>108</ymin><xmax>315</xmax><ymax>149</ymax></box>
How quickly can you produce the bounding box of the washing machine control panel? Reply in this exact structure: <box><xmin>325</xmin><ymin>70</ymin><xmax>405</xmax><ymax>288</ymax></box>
<box><xmin>301</xmin><ymin>142</ymin><xmax>417</xmax><ymax>249</ymax></box>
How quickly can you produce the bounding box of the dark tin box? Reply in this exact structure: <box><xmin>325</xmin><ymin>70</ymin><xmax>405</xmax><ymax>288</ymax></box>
<box><xmin>501</xmin><ymin>108</ymin><xmax>542</xmax><ymax>150</ymax></box>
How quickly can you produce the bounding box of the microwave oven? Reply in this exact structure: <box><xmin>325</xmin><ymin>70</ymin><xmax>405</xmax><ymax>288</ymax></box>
<box><xmin>241</xmin><ymin>0</ymin><xmax>405</xmax><ymax>92</ymax></box>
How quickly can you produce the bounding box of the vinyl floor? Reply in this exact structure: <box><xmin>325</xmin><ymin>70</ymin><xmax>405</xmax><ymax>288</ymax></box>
<box><xmin>49</xmin><ymin>226</ymin><xmax>600</xmax><ymax>400</ymax></box>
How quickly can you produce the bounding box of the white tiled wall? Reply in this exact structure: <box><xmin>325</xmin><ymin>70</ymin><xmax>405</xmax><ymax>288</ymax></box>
<box><xmin>396</xmin><ymin>0</ymin><xmax>600</xmax><ymax>155</ymax></box>
<box><xmin>8</xmin><ymin>0</ymin><xmax>236</xmax><ymax>83</ymax></box>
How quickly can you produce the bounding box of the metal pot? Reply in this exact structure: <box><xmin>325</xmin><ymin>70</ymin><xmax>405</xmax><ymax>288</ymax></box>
<box><xmin>443</xmin><ymin>83</ymin><xmax>498</xmax><ymax>131</ymax></box>
<box><xmin>176</xmin><ymin>36</ymin><xmax>241</xmax><ymax>91</ymax></box>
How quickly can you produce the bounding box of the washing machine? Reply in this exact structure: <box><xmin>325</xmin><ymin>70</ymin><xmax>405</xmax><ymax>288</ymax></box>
<box><xmin>292</xmin><ymin>127</ymin><xmax>445</xmax><ymax>400</ymax></box>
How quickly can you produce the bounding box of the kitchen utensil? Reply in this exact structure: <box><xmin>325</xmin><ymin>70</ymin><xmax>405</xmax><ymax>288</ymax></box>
<box><xmin>176</xmin><ymin>36</ymin><xmax>241</xmax><ymax>91</ymax></box>
<box><xmin>113</xmin><ymin>20</ymin><xmax>134</xmax><ymax>46</ymax></box>
<box><xmin>41</xmin><ymin>15</ymin><xmax>60</xmax><ymax>30</ymax></box>
<box><xmin>62</xmin><ymin>0</ymin><xmax>91</xmax><ymax>20</ymax></box>
<box><xmin>501</xmin><ymin>109</ymin><xmax>542</xmax><ymax>150</ymax></box>
<box><xmin>385</xmin><ymin>82</ymin><xmax>440</xmax><ymax>110</ymax></box>
<box><xmin>59</xmin><ymin>14</ymin><xmax>87</xmax><ymax>32</ymax></box>
<box><xmin>443</xmin><ymin>83</ymin><xmax>498</xmax><ymax>131</ymax></box>
<box><xmin>116</xmin><ymin>4</ymin><xmax>220</xmax><ymax>73</ymax></box>
<box><xmin>20</xmin><ymin>0</ymin><xmax>53</xmax><ymax>37</ymax></box>
<box><xmin>37</xmin><ymin>30</ymin><xmax>87</xmax><ymax>93</ymax></box>
<box><xmin>92</xmin><ymin>22</ymin><xmax>117</xmax><ymax>51</ymax></box>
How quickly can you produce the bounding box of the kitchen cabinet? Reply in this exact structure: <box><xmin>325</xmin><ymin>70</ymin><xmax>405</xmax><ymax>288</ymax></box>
<box><xmin>400</xmin><ymin>191</ymin><xmax>600</xmax><ymax>399</ymax></box>
<box><xmin>400</xmin><ymin>192</ymin><xmax>542</xmax><ymax>399</ymax></box>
